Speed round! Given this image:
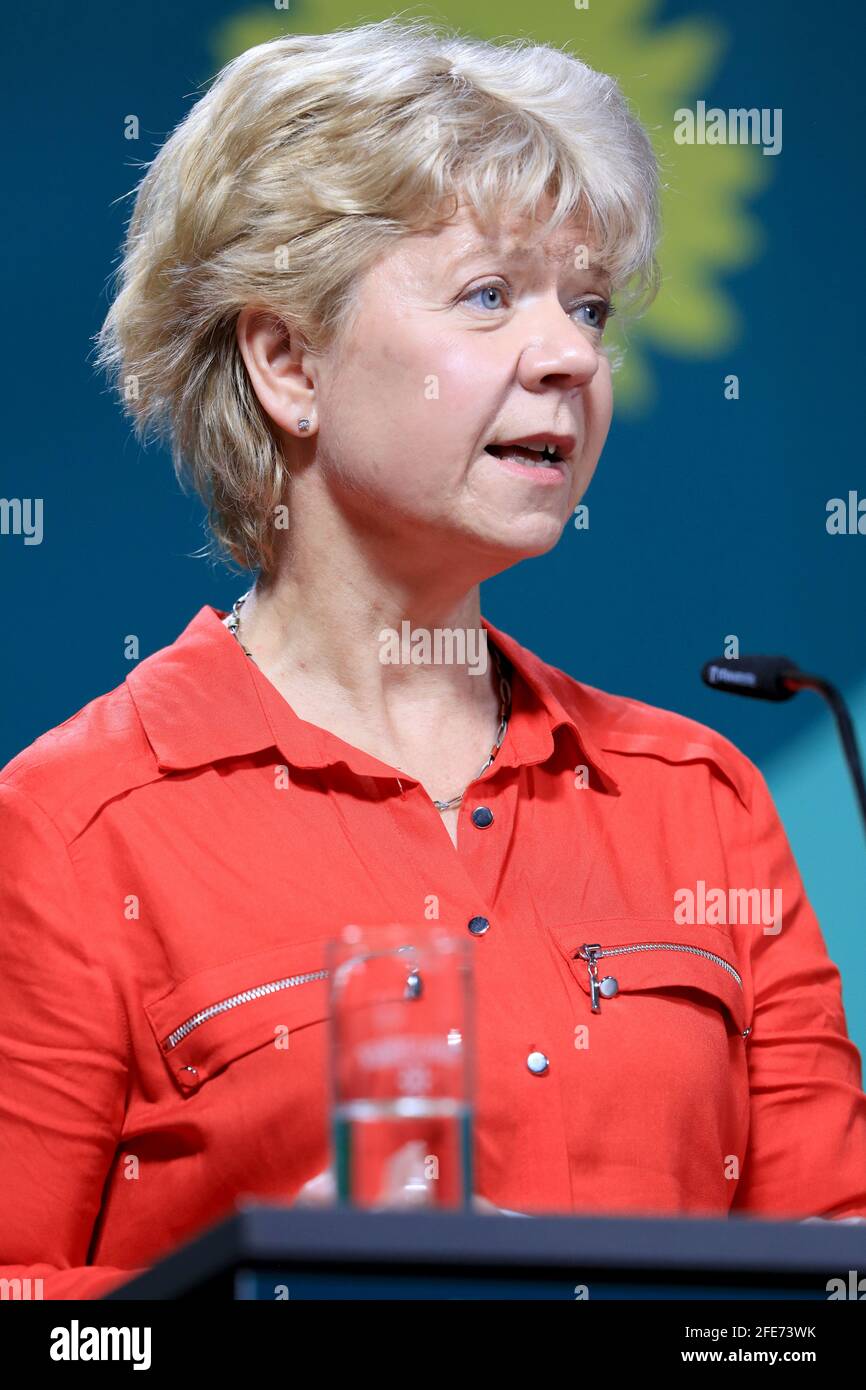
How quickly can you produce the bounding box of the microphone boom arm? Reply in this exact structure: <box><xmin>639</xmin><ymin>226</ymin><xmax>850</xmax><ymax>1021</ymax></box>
<box><xmin>780</xmin><ymin>669</ymin><xmax>866</xmax><ymax>843</ymax></box>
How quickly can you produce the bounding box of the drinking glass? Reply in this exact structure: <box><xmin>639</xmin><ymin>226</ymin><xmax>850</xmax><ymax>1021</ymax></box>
<box><xmin>327</xmin><ymin>922</ymin><xmax>474</xmax><ymax>1209</ymax></box>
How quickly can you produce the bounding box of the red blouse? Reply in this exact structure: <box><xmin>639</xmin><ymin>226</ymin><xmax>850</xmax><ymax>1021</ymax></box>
<box><xmin>2</xmin><ymin>603</ymin><xmax>865</xmax><ymax>1298</ymax></box>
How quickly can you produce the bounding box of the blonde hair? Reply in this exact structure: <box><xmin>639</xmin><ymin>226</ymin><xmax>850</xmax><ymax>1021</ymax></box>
<box><xmin>95</xmin><ymin>15</ymin><xmax>661</xmax><ymax>580</ymax></box>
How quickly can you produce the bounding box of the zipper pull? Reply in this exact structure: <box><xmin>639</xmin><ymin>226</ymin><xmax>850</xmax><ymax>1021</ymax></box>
<box><xmin>579</xmin><ymin>943</ymin><xmax>602</xmax><ymax>1012</ymax></box>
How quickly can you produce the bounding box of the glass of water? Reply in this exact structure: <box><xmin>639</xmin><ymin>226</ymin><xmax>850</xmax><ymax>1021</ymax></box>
<box><xmin>327</xmin><ymin>923</ymin><xmax>474</xmax><ymax>1210</ymax></box>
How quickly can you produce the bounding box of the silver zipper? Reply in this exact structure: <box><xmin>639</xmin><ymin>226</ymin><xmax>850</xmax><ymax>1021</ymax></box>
<box><xmin>576</xmin><ymin>941</ymin><xmax>743</xmax><ymax>1013</ymax></box>
<box><xmin>162</xmin><ymin>970</ymin><xmax>330</xmax><ymax>1052</ymax></box>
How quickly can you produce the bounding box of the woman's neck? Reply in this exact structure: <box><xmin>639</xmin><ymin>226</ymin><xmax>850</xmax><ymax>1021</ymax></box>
<box><xmin>231</xmin><ymin>568</ymin><xmax>504</xmax><ymax>807</ymax></box>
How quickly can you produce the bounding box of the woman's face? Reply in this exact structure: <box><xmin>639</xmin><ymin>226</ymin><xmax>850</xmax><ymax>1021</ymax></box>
<box><xmin>304</xmin><ymin>198</ymin><xmax>614</xmax><ymax>574</ymax></box>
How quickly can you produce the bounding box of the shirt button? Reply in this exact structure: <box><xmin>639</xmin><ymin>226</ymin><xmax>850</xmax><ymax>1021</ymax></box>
<box><xmin>471</xmin><ymin>806</ymin><xmax>494</xmax><ymax>828</ymax></box>
<box><xmin>527</xmin><ymin>1051</ymin><xmax>549</xmax><ymax>1075</ymax></box>
<box><xmin>467</xmin><ymin>916</ymin><xmax>490</xmax><ymax>936</ymax></box>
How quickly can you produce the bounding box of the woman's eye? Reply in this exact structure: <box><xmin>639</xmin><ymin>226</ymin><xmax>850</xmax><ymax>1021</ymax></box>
<box><xmin>463</xmin><ymin>283</ymin><xmax>508</xmax><ymax>311</ymax></box>
<box><xmin>574</xmin><ymin>299</ymin><xmax>615</xmax><ymax>332</ymax></box>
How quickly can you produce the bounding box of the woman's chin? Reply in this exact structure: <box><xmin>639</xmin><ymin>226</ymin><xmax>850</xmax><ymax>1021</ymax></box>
<box><xmin>468</xmin><ymin>514</ymin><xmax>569</xmax><ymax>560</ymax></box>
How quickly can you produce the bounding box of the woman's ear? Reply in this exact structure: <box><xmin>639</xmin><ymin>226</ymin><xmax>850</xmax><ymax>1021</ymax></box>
<box><xmin>235</xmin><ymin>306</ymin><xmax>316</xmax><ymax>437</ymax></box>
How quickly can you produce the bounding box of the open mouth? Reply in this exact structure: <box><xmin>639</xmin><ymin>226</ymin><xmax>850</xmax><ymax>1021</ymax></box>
<box><xmin>484</xmin><ymin>442</ymin><xmax>564</xmax><ymax>469</ymax></box>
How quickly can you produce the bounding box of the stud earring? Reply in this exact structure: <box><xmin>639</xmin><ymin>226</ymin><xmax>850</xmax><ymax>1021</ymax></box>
<box><xmin>298</xmin><ymin>418</ymin><xmax>311</xmax><ymax>432</ymax></box>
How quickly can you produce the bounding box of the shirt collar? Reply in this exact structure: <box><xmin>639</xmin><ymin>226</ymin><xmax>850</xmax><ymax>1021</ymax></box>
<box><xmin>479</xmin><ymin>616</ymin><xmax>620</xmax><ymax>792</ymax></box>
<box><xmin>127</xmin><ymin>604</ymin><xmax>621</xmax><ymax>793</ymax></box>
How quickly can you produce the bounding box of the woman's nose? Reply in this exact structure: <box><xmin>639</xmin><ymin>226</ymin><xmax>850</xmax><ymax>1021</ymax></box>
<box><xmin>516</xmin><ymin>309</ymin><xmax>602</xmax><ymax>393</ymax></box>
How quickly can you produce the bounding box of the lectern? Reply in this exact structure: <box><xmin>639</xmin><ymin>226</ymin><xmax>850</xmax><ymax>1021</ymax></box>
<box><xmin>104</xmin><ymin>1205</ymin><xmax>866</xmax><ymax>1299</ymax></box>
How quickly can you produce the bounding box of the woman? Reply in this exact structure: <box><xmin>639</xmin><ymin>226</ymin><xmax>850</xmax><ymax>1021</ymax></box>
<box><xmin>2</xmin><ymin>18</ymin><xmax>865</xmax><ymax>1300</ymax></box>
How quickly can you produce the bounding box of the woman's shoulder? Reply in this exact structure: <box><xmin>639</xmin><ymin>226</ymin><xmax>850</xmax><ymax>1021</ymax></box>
<box><xmin>570</xmin><ymin>673</ymin><xmax>758</xmax><ymax>810</ymax></box>
<box><xmin>0</xmin><ymin>673</ymin><xmax>158</xmax><ymax>846</ymax></box>
<box><xmin>0</xmin><ymin>606</ymin><xmax>221</xmax><ymax>840</ymax></box>
<box><xmin>489</xmin><ymin>619</ymin><xmax>758</xmax><ymax>812</ymax></box>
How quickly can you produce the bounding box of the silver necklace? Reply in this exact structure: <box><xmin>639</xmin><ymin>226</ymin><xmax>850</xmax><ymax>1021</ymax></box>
<box><xmin>225</xmin><ymin>588</ymin><xmax>512</xmax><ymax>811</ymax></box>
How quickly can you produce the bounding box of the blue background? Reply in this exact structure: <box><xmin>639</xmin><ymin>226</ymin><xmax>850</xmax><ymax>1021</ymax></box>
<box><xmin>2</xmin><ymin>0</ymin><xmax>864</xmax><ymax>1058</ymax></box>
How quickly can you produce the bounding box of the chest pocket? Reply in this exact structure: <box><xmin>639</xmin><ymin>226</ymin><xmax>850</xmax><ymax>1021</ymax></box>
<box><xmin>144</xmin><ymin>939</ymin><xmax>332</xmax><ymax>1094</ymax></box>
<box><xmin>546</xmin><ymin>917</ymin><xmax>752</xmax><ymax>1039</ymax></box>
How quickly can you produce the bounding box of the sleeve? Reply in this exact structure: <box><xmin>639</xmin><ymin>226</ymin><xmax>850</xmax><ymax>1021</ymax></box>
<box><xmin>0</xmin><ymin>782</ymin><xmax>147</xmax><ymax>1298</ymax></box>
<box><xmin>729</xmin><ymin>763</ymin><xmax>866</xmax><ymax>1219</ymax></box>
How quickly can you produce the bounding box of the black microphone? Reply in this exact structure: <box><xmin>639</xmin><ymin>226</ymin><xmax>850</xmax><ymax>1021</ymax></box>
<box><xmin>701</xmin><ymin>654</ymin><xmax>866</xmax><ymax>843</ymax></box>
<box><xmin>702</xmin><ymin>654</ymin><xmax>799</xmax><ymax>702</ymax></box>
